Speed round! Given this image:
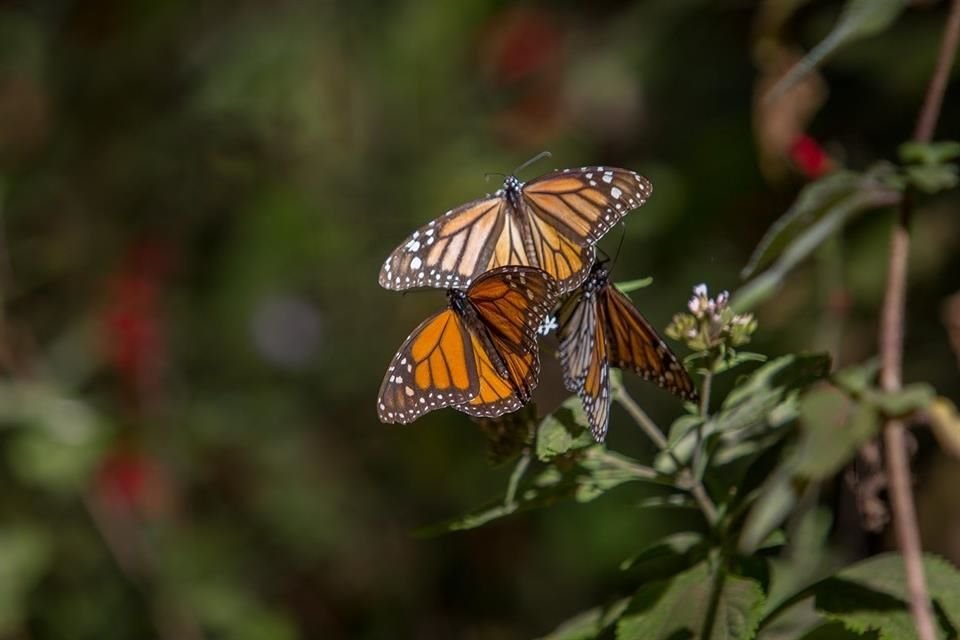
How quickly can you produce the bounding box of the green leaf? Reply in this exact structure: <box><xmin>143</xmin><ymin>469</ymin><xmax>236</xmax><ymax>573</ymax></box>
<box><xmin>764</xmin><ymin>0</ymin><xmax>908</xmax><ymax>101</ymax></box>
<box><xmin>655</xmin><ymin>415</ymin><xmax>704</xmax><ymax>473</ymax></box>
<box><xmin>0</xmin><ymin>526</ymin><xmax>52</xmax><ymax>634</ymax></box>
<box><xmin>831</xmin><ymin>359</ymin><xmax>880</xmax><ymax>395</ymax></box>
<box><xmin>721</xmin><ymin>354</ymin><xmax>831</xmax><ymax>412</ymax></box>
<box><xmin>656</xmin><ymin>354</ymin><xmax>830</xmax><ymax>481</ymax></box>
<box><xmin>417</xmin><ymin>449</ymin><xmax>662</xmax><ymax>535</ymax></box>
<box><xmin>808</xmin><ymin>553</ymin><xmax>960</xmax><ymax>639</ymax></box>
<box><xmin>739</xmin><ymin>471</ymin><xmax>800</xmax><ymax>554</ymax></box>
<box><xmin>615</xmin><ymin>276</ymin><xmax>654</xmax><ymax>294</ymax></box>
<box><xmin>713</xmin><ymin>351</ymin><xmax>768</xmax><ymax>376</ymax></box>
<box><xmin>740</xmin><ymin>384</ymin><xmax>879</xmax><ymax>552</ymax></box>
<box><xmin>0</xmin><ymin>383</ymin><xmax>109</xmax><ymax>493</ymax></box>
<box><xmin>617</xmin><ymin>563</ymin><xmax>765</xmax><ymax>640</ymax></box>
<box><xmin>537</xmin><ymin>598</ymin><xmax>631</xmax><ymax>640</ymax></box>
<box><xmin>866</xmin><ymin>383</ymin><xmax>935</xmax><ymax>418</ymax></box>
<box><xmin>899</xmin><ymin>141</ymin><xmax>960</xmax><ymax>165</ymax></box>
<box><xmin>620</xmin><ymin>532</ymin><xmax>705</xmax><ymax>571</ymax></box>
<box><xmin>575</xmin><ymin>448</ymin><xmax>663</xmax><ymax>502</ymax></box>
<box><xmin>794</xmin><ymin>387</ymin><xmax>879</xmax><ymax>479</ymax></box>
<box><xmin>735</xmin><ymin>166</ymin><xmax>900</xmax><ymax>311</ymax></box>
<box><xmin>742</xmin><ymin>172</ymin><xmax>863</xmax><ymax>279</ymax></box>
<box><xmin>763</xmin><ymin>507</ymin><xmax>838</xmax><ymax>617</ymax></box>
<box><xmin>537</xmin><ymin>396</ymin><xmax>595</xmax><ymax>461</ymax></box>
<box><xmin>905</xmin><ymin>164</ymin><xmax>959</xmax><ymax>194</ymax></box>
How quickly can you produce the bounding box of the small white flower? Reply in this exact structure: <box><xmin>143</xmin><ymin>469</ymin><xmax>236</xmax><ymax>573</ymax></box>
<box><xmin>538</xmin><ymin>314</ymin><xmax>559</xmax><ymax>336</ymax></box>
<box><xmin>693</xmin><ymin>283</ymin><xmax>708</xmax><ymax>297</ymax></box>
<box><xmin>688</xmin><ymin>296</ymin><xmax>703</xmax><ymax>314</ymax></box>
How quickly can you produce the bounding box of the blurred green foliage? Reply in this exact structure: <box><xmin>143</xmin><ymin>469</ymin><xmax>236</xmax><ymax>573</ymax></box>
<box><xmin>0</xmin><ymin>1</ymin><xmax>958</xmax><ymax>639</ymax></box>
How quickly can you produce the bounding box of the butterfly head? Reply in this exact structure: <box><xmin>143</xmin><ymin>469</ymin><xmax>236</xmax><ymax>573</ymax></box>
<box><xmin>584</xmin><ymin>262</ymin><xmax>611</xmax><ymax>293</ymax></box>
<box><xmin>502</xmin><ymin>175</ymin><xmax>525</xmax><ymax>209</ymax></box>
<box><xmin>447</xmin><ymin>287</ymin><xmax>470</xmax><ymax>314</ymax></box>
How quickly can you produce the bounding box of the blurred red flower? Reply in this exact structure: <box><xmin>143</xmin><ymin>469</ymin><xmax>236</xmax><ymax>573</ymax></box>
<box><xmin>102</xmin><ymin>240</ymin><xmax>174</xmax><ymax>407</ymax></box>
<box><xmin>789</xmin><ymin>134</ymin><xmax>833</xmax><ymax>180</ymax></box>
<box><xmin>95</xmin><ymin>448</ymin><xmax>170</xmax><ymax>518</ymax></box>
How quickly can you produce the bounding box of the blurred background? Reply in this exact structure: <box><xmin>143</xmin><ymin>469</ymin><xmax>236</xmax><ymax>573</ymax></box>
<box><xmin>0</xmin><ymin>1</ymin><xmax>957</xmax><ymax>638</ymax></box>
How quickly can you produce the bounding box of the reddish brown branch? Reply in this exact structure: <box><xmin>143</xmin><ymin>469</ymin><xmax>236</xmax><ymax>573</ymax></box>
<box><xmin>879</xmin><ymin>2</ymin><xmax>960</xmax><ymax>639</ymax></box>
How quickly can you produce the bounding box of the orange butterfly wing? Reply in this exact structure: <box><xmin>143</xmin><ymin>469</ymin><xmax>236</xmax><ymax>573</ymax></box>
<box><xmin>558</xmin><ymin>266</ymin><xmax>696</xmax><ymax>441</ymax></box>
<box><xmin>378</xmin><ymin>267</ymin><xmax>558</xmax><ymax>423</ymax></box>
<box><xmin>378</xmin><ymin>309</ymin><xmax>480</xmax><ymax>424</ymax></box>
<box><xmin>379</xmin><ymin>167</ymin><xmax>652</xmax><ymax>294</ymax></box>
<box><xmin>457</xmin><ymin>267</ymin><xmax>558</xmax><ymax>418</ymax></box>
<box><xmin>522</xmin><ymin>167</ymin><xmax>653</xmax><ymax>291</ymax></box>
<box><xmin>379</xmin><ymin>196</ymin><xmax>507</xmax><ymax>291</ymax></box>
<box><xmin>598</xmin><ymin>282</ymin><xmax>698</xmax><ymax>402</ymax></box>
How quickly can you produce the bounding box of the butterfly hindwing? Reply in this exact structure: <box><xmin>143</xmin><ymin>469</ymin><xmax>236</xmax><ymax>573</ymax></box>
<box><xmin>558</xmin><ymin>280</ymin><xmax>612</xmax><ymax>441</ymax></box>
<box><xmin>378</xmin><ymin>309</ymin><xmax>480</xmax><ymax>424</ymax></box>
<box><xmin>378</xmin><ymin>267</ymin><xmax>559</xmax><ymax>423</ymax></box>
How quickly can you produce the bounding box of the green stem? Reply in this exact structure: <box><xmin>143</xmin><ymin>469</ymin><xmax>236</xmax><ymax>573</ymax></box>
<box><xmin>504</xmin><ymin>450</ymin><xmax>531</xmax><ymax>508</ymax></box>
<box><xmin>613</xmin><ymin>380</ymin><xmax>718</xmax><ymax>525</ymax></box>
<box><xmin>700</xmin><ymin>564</ymin><xmax>728</xmax><ymax>640</ymax></box>
<box><xmin>692</xmin><ymin>357</ymin><xmax>718</xmax><ymax>493</ymax></box>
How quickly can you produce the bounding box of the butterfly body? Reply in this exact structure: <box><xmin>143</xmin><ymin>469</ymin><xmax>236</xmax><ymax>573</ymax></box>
<box><xmin>558</xmin><ymin>263</ymin><xmax>697</xmax><ymax>441</ymax></box>
<box><xmin>447</xmin><ymin>288</ymin><xmax>514</xmax><ymax>385</ymax></box>
<box><xmin>378</xmin><ymin>266</ymin><xmax>558</xmax><ymax>424</ymax></box>
<box><xmin>379</xmin><ymin>167</ymin><xmax>653</xmax><ymax>294</ymax></box>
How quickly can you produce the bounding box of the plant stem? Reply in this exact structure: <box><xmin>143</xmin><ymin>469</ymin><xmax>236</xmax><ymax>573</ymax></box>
<box><xmin>613</xmin><ymin>383</ymin><xmax>668</xmax><ymax>450</ymax></box>
<box><xmin>879</xmin><ymin>2</ymin><xmax>960</xmax><ymax>639</ymax></box>
<box><xmin>699</xmin><ymin>367</ymin><xmax>713</xmax><ymax>418</ymax></box>
<box><xmin>691</xmin><ymin>358</ymin><xmax>717</xmax><ymax>508</ymax></box>
<box><xmin>613</xmin><ymin>383</ymin><xmax>718</xmax><ymax>525</ymax></box>
<box><xmin>504</xmin><ymin>450</ymin><xmax>530</xmax><ymax>508</ymax></box>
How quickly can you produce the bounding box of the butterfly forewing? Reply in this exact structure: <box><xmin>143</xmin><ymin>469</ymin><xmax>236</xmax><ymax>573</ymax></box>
<box><xmin>556</xmin><ymin>265</ymin><xmax>696</xmax><ymax>441</ymax></box>
<box><xmin>379</xmin><ymin>166</ymin><xmax>652</xmax><ymax>294</ymax></box>
<box><xmin>379</xmin><ymin>196</ymin><xmax>506</xmax><ymax>291</ymax></box>
<box><xmin>456</xmin><ymin>267</ymin><xmax>559</xmax><ymax>417</ymax></box>
<box><xmin>378</xmin><ymin>309</ymin><xmax>480</xmax><ymax>424</ymax></box>
<box><xmin>469</xmin><ymin>266</ymin><xmax>559</xmax><ymax>347</ymax></box>
<box><xmin>599</xmin><ymin>284</ymin><xmax>698</xmax><ymax>402</ymax></box>
<box><xmin>523</xmin><ymin>167</ymin><xmax>653</xmax><ymax>245</ymax></box>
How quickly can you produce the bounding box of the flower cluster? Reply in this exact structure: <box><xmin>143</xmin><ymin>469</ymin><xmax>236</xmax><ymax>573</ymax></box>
<box><xmin>667</xmin><ymin>284</ymin><xmax>757</xmax><ymax>353</ymax></box>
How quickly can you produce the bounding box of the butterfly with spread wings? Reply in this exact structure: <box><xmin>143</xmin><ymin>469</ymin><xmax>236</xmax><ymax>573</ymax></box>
<box><xmin>378</xmin><ymin>266</ymin><xmax>559</xmax><ymax>424</ymax></box>
<box><xmin>557</xmin><ymin>263</ymin><xmax>697</xmax><ymax>442</ymax></box>
<box><xmin>379</xmin><ymin>165</ymin><xmax>652</xmax><ymax>295</ymax></box>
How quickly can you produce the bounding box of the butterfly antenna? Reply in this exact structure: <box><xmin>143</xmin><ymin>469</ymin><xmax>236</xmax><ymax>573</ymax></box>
<box><xmin>484</xmin><ymin>171</ymin><xmax>506</xmax><ymax>183</ymax></box>
<box><xmin>512</xmin><ymin>150</ymin><xmax>552</xmax><ymax>177</ymax></box>
<box><xmin>611</xmin><ymin>222</ymin><xmax>627</xmax><ymax>266</ymax></box>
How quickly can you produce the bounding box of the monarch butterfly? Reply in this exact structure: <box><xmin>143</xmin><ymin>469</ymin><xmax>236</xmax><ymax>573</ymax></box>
<box><xmin>379</xmin><ymin>162</ymin><xmax>652</xmax><ymax>295</ymax></box>
<box><xmin>378</xmin><ymin>266</ymin><xmax>559</xmax><ymax>424</ymax></box>
<box><xmin>557</xmin><ymin>263</ymin><xmax>697</xmax><ymax>442</ymax></box>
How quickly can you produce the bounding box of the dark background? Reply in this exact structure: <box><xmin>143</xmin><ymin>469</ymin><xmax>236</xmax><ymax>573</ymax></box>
<box><xmin>0</xmin><ymin>1</ymin><xmax>957</xmax><ymax>638</ymax></box>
